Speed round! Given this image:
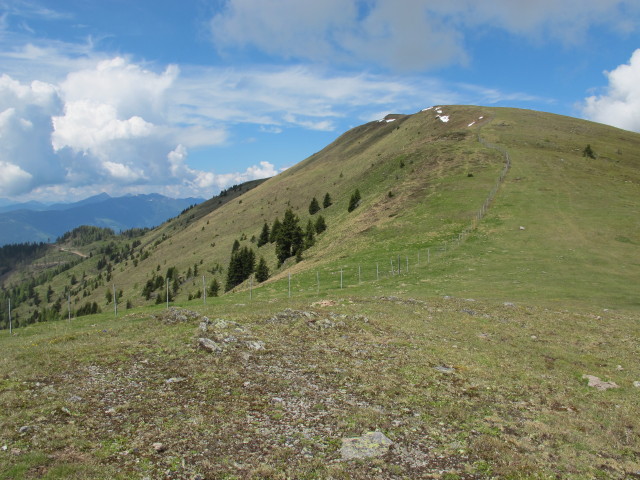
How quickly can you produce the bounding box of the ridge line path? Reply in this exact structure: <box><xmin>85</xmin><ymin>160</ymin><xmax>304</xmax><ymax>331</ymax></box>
<box><xmin>59</xmin><ymin>247</ymin><xmax>88</xmax><ymax>258</ymax></box>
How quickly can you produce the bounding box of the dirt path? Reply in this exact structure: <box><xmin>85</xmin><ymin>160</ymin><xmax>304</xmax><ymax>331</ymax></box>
<box><xmin>59</xmin><ymin>247</ymin><xmax>88</xmax><ymax>258</ymax></box>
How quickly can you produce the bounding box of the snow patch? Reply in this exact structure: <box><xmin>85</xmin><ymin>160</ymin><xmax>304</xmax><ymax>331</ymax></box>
<box><xmin>479</xmin><ymin>116</ymin><xmax>484</xmax><ymax>119</ymax></box>
<box><xmin>421</xmin><ymin>106</ymin><xmax>434</xmax><ymax>112</ymax></box>
<box><xmin>436</xmin><ymin>109</ymin><xmax>443</xmax><ymax>114</ymax></box>
<box><xmin>468</xmin><ymin>121</ymin><xmax>475</xmax><ymax>127</ymax></box>
<box><xmin>386</xmin><ymin>118</ymin><xmax>396</xmax><ymax>123</ymax></box>
<box><xmin>437</xmin><ymin>115</ymin><xmax>450</xmax><ymax>123</ymax></box>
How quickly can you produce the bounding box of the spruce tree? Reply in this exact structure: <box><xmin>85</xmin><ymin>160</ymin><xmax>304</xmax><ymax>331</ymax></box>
<box><xmin>226</xmin><ymin>246</ymin><xmax>255</xmax><ymax>291</ymax></box>
<box><xmin>323</xmin><ymin>192</ymin><xmax>332</xmax><ymax>208</ymax></box>
<box><xmin>583</xmin><ymin>144</ymin><xmax>596</xmax><ymax>159</ymax></box>
<box><xmin>257</xmin><ymin>222</ymin><xmax>270</xmax><ymax>247</ymax></box>
<box><xmin>255</xmin><ymin>257</ymin><xmax>270</xmax><ymax>283</ymax></box>
<box><xmin>208</xmin><ymin>279</ymin><xmax>220</xmax><ymax>297</ymax></box>
<box><xmin>315</xmin><ymin>215</ymin><xmax>327</xmax><ymax>234</ymax></box>
<box><xmin>275</xmin><ymin>209</ymin><xmax>303</xmax><ymax>265</ymax></box>
<box><xmin>308</xmin><ymin>197</ymin><xmax>320</xmax><ymax>215</ymax></box>
<box><xmin>270</xmin><ymin>218</ymin><xmax>281</xmax><ymax>243</ymax></box>
<box><xmin>231</xmin><ymin>239</ymin><xmax>240</xmax><ymax>253</ymax></box>
<box><xmin>304</xmin><ymin>219</ymin><xmax>315</xmax><ymax>249</ymax></box>
<box><xmin>348</xmin><ymin>189</ymin><xmax>361</xmax><ymax>212</ymax></box>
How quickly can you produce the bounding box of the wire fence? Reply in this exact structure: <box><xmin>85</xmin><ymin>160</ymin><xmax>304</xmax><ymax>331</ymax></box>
<box><xmin>237</xmin><ymin>131</ymin><xmax>513</xmax><ymax>301</ymax></box>
<box><xmin>4</xmin><ymin>131</ymin><xmax>512</xmax><ymax>328</ymax></box>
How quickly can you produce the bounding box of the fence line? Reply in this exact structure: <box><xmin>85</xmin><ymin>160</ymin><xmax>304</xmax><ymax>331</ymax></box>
<box><xmin>241</xmin><ymin>129</ymin><xmax>513</xmax><ymax>300</ymax></box>
<box><xmin>4</xmin><ymin>130</ymin><xmax>513</xmax><ymax>329</ymax></box>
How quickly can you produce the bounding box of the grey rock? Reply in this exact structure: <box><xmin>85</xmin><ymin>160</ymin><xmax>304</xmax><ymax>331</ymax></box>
<box><xmin>245</xmin><ymin>340</ymin><xmax>265</xmax><ymax>351</ymax></box>
<box><xmin>152</xmin><ymin>442</ymin><xmax>166</xmax><ymax>453</ymax></box>
<box><xmin>633</xmin><ymin>381</ymin><xmax>640</xmax><ymax>388</ymax></box>
<box><xmin>198</xmin><ymin>337</ymin><xmax>223</xmax><ymax>353</ymax></box>
<box><xmin>165</xmin><ymin>377</ymin><xmax>186</xmax><ymax>384</ymax></box>
<box><xmin>435</xmin><ymin>366</ymin><xmax>455</xmax><ymax>374</ymax></box>
<box><xmin>582</xmin><ymin>374</ymin><xmax>619</xmax><ymax>390</ymax></box>
<box><xmin>18</xmin><ymin>426</ymin><xmax>31</xmax><ymax>434</ymax></box>
<box><xmin>340</xmin><ymin>431</ymin><xmax>393</xmax><ymax>460</ymax></box>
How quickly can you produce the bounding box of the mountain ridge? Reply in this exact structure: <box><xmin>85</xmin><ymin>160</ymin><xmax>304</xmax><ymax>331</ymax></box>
<box><xmin>0</xmin><ymin>193</ymin><xmax>205</xmax><ymax>246</ymax></box>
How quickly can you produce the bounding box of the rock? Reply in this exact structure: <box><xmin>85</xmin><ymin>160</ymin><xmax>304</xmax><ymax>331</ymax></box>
<box><xmin>155</xmin><ymin>307</ymin><xmax>201</xmax><ymax>324</ymax></box>
<box><xmin>582</xmin><ymin>374</ymin><xmax>619</xmax><ymax>391</ymax></box>
<box><xmin>519</xmin><ymin>226</ymin><xmax>525</xmax><ymax>230</ymax></box>
<box><xmin>165</xmin><ymin>377</ymin><xmax>186</xmax><ymax>384</ymax></box>
<box><xmin>311</xmin><ymin>299</ymin><xmax>337</xmax><ymax>307</ymax></box>
<box><xmin>435</xmin><ymin>366</ymin><xmax>455</xmax><ymax>374</ymax></box>
<box><xmin>503</xmin><ymin>302</ymin><xmax>515</xmax><ymax>307</ymax></box>
<box><xmin>340</xmin><ymin>431</ymin><xmax>393</xmax><ymax>460</ymax></box>
<box><xmin>18</xmin><ymin>426</ymin><xmax>31</xmax><ymax>434</ymax></box>
<box><xmin>152</xmin><ymin>442</ymin><xmax>166</xmax><ymax>453</ymax></box>
<box><xmin>245</xmin><ymin>340</ymin><xmax>265</xmax><ymax>351</ymax></box>
<box><xmin>198</xmin><ymin>338</ymin><xmax>223</xmax><ymax>353</ymax></box>
<box><xmin>198</xmin><ymin>321</ymin><xmax>209</xmax><ymax>333</ymax></box>
<box><xmin>633</xmin><ymin>381</ymin><xmax>640</xmax><ymax>388</ymax></box>
<box><xmin>307</xmin><ymin>318</ymin><xmax>336</xmax><ymax>330</ymax></box>
<box><xmin>67</xmin><ymin>395</ymin><xmax>83</xmax><ymax>403</ymax></box>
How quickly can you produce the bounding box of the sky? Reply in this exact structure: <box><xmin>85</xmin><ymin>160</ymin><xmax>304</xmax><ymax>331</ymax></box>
<box><xmin>0</xmin><ymin>0</ymin><xmax>639</xmax><ymax>203</ymax></box>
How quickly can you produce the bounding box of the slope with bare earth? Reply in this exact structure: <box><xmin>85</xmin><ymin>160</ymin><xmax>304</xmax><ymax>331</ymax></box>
<box><xmin>2</xmin><ymin>106</ymin><xmax>640</xmax><ymax>479</ymax></box>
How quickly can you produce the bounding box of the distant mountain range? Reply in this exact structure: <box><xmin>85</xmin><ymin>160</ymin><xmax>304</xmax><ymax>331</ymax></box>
<box><xmin>0</xmin><ymin>193</ymin><xmax>204</xmax><ymax>246</ymax></box>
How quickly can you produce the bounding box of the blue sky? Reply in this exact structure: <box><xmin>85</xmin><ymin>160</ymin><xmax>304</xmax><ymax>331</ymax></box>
<box><xmin>1</xmin><ymin>0</ymin><xmax>639</xmax><ymax>202</ymax></box>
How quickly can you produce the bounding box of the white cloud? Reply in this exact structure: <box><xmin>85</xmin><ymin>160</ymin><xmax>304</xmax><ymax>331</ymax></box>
<box><xmin>582</xmin><ymin>49</ymin><xmax>640</xmax><ymax>132</ymax></box>
<box><xmin>0</xmin><ymin>74</ymin><xmax>63</xmax><ymax>195</ymax></box>
<box><xmin>52</xmin><ymin>101</ymin><xmax>154</xmax><ymax>155</ymax></box>
<box><xmin>211</xmin><ymin>0</ymin><xmax>640</xmax><ymax>71</ymax></box>
<box><xmin>102</xmin><ymin>161</ymin><xmax>145</xmax><ymax>182</ymax></box>
<box><xmin>0</xmin><ymin>160</ymin><xmax>32</xmax><ymax>195</ymax></box>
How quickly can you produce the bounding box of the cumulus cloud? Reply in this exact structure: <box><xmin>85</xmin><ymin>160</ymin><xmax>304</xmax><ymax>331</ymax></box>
<box><xmin>211</xmin><ymin>0</ymin><xmax>640</xmax><ymax>70</ymax></box>
<box><xmin>0</xmin><ymin>74</ymin><xmax>63</xmax><ymax>195</ymax></box>
<box><xmin>581</xmin><ymin>49</ymin><xmax>640</xmax><ymax>132</ymax></box>
<box><xmin>0</xmin><ymin>160</ymin><xmax>33</xmax><ymax>195</ymax></box>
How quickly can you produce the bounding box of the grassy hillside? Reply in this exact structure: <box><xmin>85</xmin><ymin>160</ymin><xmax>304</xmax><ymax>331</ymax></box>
<box><xmin>1</xmin><ymin>106</ymin><xmax>640</xmax><ymax>478</ymax></box>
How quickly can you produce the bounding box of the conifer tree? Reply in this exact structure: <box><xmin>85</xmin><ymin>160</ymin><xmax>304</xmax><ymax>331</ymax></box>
<box><xmin>255</xmin><ymin>257</ymin><xmax>270</xmax><ymax>283</ymax></box>
<box><xmin>225</xmin><ymin>246</ymin><xmax>255</xmax><ymax>291</ymax></box>
<box><xmin>323</xmin><ymin>192</ymin><xmax>332</xmax><ymax>208</ymax></box>
<box><xmin>304</xmin><ymin>219</ymin><xmax>315</xmax><ymax>249</ymax></box>
<box><xmin>257</xmin><ymin>222</ymin><xmax>270</xmax><ymax>247</ymax></box>
<box><xmin>315</xmin><ymin>215</ymin><xmax>327</xmax><ymax>234</ymax></box>
<box><xmin>208</xmin><ymin>278</ymin><xmax>220</xmax><ymax>297</ymax></box>
<box><xmin>348</xmin><ymin>189</ymin><xmax>361</xmax><ymax>212</ymax></box>
<box><xmin>583</xmin><ymin>144</ymin><xmax>596</xmax><ymax>159</ymax></box>
<box><xmin>275</xmin><ymin>209</ymin><xmax>303</xmax><ymax>265</ymax></box>
<box><xmin>231</xmin><ymin>239</ymin><xmax>240</xmax><ymax>253</ymax></box>
<box><xmin>308</xmin><ymin>197</ymin><xmax>320</xmax><ymax>215</ymax></box>
<box><xmin>270</xmin><ymin>218</ymin><xmax>281</xmax><ymax>243</ymax></box>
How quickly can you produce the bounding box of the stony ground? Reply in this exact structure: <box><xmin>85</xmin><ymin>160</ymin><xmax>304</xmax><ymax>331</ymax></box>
<box><xmin>2</xmin><ymin>298</ymin><xmax>640</xmax><ymax>479</ymax></box>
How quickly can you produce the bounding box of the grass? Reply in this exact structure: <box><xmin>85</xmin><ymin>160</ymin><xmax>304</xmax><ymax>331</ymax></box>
<box><xmin>2</xmin><ymin>292</ymin><xmax>639</xmax><ymax>478</ymax></box>
<box><xmin>2</xmin><ymin>105</ymin><xmax>640</xmax><ymax>477</ymax></box>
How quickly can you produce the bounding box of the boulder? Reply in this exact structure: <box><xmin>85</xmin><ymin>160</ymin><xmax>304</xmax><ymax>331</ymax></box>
<box><xmin>340</xmin><ymin>431</ymin><xmax>393</xmax><ymax>460</ymax></box>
